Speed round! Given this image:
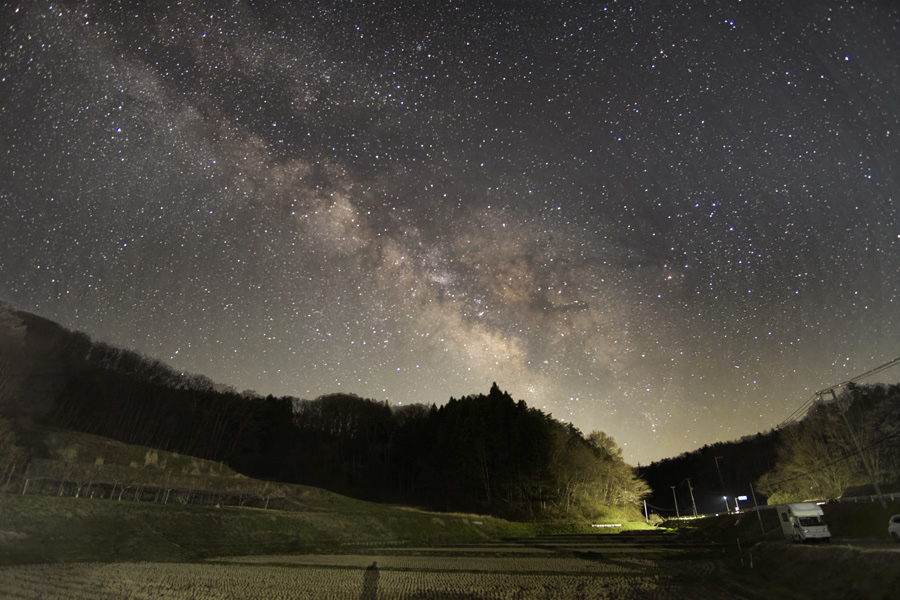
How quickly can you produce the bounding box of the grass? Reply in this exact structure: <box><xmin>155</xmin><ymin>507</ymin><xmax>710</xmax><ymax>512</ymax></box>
<box><xmin>4</xmin><ymin>487</ymin><xmax>896</xmax><ymax>598</ymax></box>
<box><xmin>3</xmin><ymin>423</ymin><xmax>650</xmax><ymax>565</ymax></box>
<box><xmin>747</xmin><ymin>541</ymin><xmax>900</xmax><ymax>599</ymax></box>
<box><xmin>0</xmin><ymin>492</ymin><xmax>548</xmax><ymax>565</ymax></box>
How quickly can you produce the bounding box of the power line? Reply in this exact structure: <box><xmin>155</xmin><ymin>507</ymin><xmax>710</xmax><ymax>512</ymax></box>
<box><xmin>821</xmin><ymin>355</ymin><xmax>900</xmax><ymax>393</ymax></box>
<box><xmin>756</xmin><ymin>430</ymin><xmax>899</xmax><ymax>492</ymax></box>
<box><xmin>777</xmin><ymin>356</ymin><xmax>900</xmax><ymax>429</ymax></box>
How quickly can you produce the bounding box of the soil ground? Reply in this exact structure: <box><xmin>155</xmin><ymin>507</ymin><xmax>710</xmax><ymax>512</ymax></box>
<box><xmin>0</xmin><ymin>532</ymin><xmax>757</xmax><ymax>599</ymax></box>
<box><xmin>2</xmin><ymin>490</ymin><xmax>899</xmax><ymax>598</ymax></box>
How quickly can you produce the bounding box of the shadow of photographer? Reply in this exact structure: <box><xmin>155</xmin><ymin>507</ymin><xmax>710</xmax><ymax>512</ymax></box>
<box><xmin>360</xmin><ymin>560</ymin><xmax>379</xmax><ymax>600</ymax></box>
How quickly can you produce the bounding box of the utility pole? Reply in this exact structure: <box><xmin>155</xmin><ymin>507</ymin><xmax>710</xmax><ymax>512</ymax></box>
<box><xmin>671</xmin><ymin>485</ymin><xmax>680</xmax><ymax>517</ymax></box>
<box><xmin>685</xmin><ymin>478</ymin><xmax>698</xmax><ymax>516</ymax></box>
<box><xmin>714</xmin><ymin>455</ymin><xmax>726</xmax><ymax>496</ymax></box>
<box><xmin>749</xmin><ymin>483</ymin><xmax>765</xmax><ymax>533</ymax></box>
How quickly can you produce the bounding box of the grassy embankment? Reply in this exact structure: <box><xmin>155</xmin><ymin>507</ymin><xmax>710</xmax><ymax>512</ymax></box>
<box><xmin>1</xmin><ymin>492</ymin><xmax>536</xmax><ymax>565</ymax></box>
<box><xmin>1</xmin><ymin>425</ymin><xmax>650</xmax><ymax>565</ymax></box>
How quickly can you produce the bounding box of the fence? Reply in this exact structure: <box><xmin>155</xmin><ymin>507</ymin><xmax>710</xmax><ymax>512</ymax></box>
<box><xmin>4</xmin><ymin>464</ymin><xmax>291</xmax><ymax>511</ymax></box>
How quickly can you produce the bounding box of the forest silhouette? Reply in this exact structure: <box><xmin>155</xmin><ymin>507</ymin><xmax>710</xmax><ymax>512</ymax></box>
<box><xmin>0</xmin><ymin>303</ymin><xmax>647</xmax><ymax>519</ymax></box>
<box><xmin>2</xmin><ymin>302</ymin><xmax>897</xmax><ymax>518</ymax></box>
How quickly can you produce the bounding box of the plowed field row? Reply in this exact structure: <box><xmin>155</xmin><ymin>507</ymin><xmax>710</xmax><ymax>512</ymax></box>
<box><xmin>0</xmin><ymin>539</ymin><xmax>745</xmax><ymax>600</ymax></box>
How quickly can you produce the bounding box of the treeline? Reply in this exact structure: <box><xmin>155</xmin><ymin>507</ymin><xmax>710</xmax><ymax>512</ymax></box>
<box><xmin>641</xmin><ymin>382</ymin><xmax>900</xmax><ymax>514</ymax></box>
<box><xmin>0</xmin><ymin>304</ymin><xmax>648</xmax><ymax>519</ymax></box>
<box><xmin>292</xmin><ymin>386</ymin><xmax>648</xmax><ymax>518</ymax></box>
<box><xmin>639</xmin><ymin>430</ymin><xmax>781</xmax><ymax>516</ymax></box>
<box><xmin>755</xmin><ymin>382</ymin><xmax>900</xmax><ymax>503</ymax></box>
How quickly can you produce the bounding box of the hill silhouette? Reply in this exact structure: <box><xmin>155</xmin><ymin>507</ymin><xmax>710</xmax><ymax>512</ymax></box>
<box><xmin>1</xmin><ymin>302</ymin><xmax>648</xmax><ymax>521</ymax></box>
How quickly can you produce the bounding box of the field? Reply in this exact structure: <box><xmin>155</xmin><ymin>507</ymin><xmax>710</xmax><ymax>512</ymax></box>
<box><xmin>4</xmin><ymin>494</ymin><xmax>900</xmax><ymax>599</ymax></box>
<box><xmin>3</xmin><ymin>424</ymin><xmax>898</xmax><ymax>599</ymax></box>
<box><xmin>0</xmin><ymin>536</ymin><xmax>747</xmax><ymax>600</ymax></box>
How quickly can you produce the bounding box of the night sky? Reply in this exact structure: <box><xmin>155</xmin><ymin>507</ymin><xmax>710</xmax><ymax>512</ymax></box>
<box><xmin>2</xmin><ymin>1</ymin><xmax>899</xmax><ymax>465</ymax></box>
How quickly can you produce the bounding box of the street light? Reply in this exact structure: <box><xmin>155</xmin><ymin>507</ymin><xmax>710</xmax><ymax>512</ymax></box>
<box><xmin>723</xmin><ymin>496</ymin><xmax>729</xmax><ymax>514</ymax></box>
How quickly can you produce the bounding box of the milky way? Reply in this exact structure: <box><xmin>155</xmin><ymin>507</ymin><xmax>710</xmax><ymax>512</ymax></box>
<box><xmin>2</xmin><ymin>1</ymin><xmax>899</xmax><ymax>464</ymax></box>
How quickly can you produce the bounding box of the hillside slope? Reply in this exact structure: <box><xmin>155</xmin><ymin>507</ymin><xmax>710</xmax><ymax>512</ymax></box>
<box><xmin>1</xmin><ymin>424</ymin><xmax>538</xmax><ymax>565</ymax></box>
<box><xmin>1</xmin><ymin>493</ymin><xmax>533</xmax><ymax>565</ymax></box>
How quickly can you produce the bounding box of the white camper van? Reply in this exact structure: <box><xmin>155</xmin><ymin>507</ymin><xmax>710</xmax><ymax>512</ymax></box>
<box><xmin>777</xmin><ymin>503</ymin><xmax>831</xmax><ymax>543</ymax></box>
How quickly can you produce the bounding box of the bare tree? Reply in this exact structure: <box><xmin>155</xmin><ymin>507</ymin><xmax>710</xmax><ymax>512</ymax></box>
<box><xmin>586</xmin><ymin>430</ymin><xmax>624</xmax><ymax>461</ymax></box>
<box><xmin>0</xmin><ymin>304</ymin><xmax>27</xmax><ymax>416</ymax></box>
<box><xmin>0</xmin><ymin>418</ymin><xmax>27</xmax><ymax>490</ymax></box>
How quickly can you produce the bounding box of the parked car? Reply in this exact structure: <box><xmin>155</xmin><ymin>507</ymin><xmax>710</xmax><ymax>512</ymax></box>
<box><xmin>890</xmin><ymin>515</ymin><xmax>900</xmax><ymax>542</ymax></box>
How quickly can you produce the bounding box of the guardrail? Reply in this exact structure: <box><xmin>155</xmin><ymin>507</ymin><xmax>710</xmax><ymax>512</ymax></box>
<box><xmin>835</xmin><ymin>493</ymin><xmax>900</xmax><ymax>503</ymax></box>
